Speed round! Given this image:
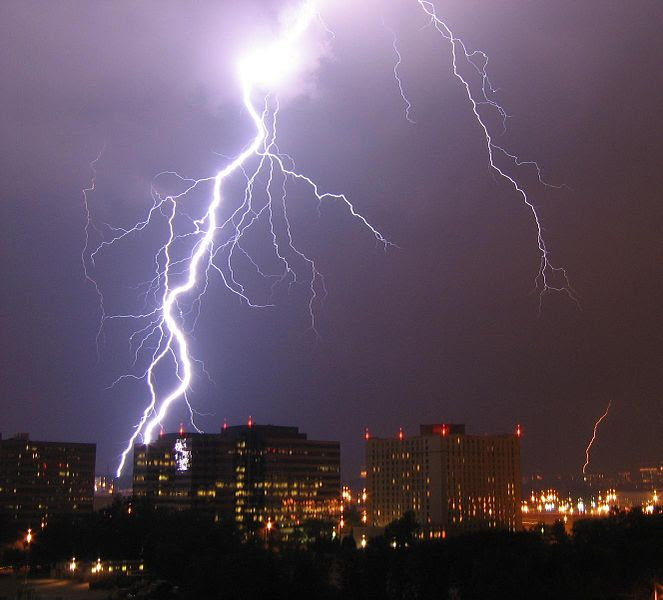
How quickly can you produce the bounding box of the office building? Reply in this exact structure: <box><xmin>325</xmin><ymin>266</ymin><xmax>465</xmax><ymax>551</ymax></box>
<box><xmin>133</xmin><ymin>423</ymin><xmax>340</xmax><ymax>535</ymax></box>
<box><xmin>0</xmin><ymin>433</ymin><xmax>96</xmax><ymax>530</ymax></box>
<box><xmin>366</xmin><ymin>424</ymin><xmax>522</xmax><ymax>536</ymax></box>
<box><xmin>132</xmin><ymin>429</ymin><xmax>235</xmax><ymax>515</ymax></box>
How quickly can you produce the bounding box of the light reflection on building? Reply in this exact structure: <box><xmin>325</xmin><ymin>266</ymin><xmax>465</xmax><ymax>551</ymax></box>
<box><xmin>133</xmin><ymin>423</ymin><xmax>340</xmax><ymax>538</ymax></box>
<box><xmin>365</xmin><ymin>424</ymin><xmax>522</xmax><ymax>536</ymax></box>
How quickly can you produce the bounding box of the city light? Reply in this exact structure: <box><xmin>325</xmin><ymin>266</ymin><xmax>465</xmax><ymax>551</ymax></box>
<box><xmin>521</xmin><ymin>488</ymin><xmax>621</xmax><ymax>518</ymax></box>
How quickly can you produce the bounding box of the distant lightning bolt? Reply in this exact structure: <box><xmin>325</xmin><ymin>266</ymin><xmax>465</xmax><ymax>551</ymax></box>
<box><xmin>81</xmin><ymin>144</ymin><xmax>107</xmax><ymax>360</ymax></box>
<box><xmin>383</xmin><ymin>20</ymin><xmax>415</xmax><ymax>124</ymax></box>
<box><xmin>583</xmin><ymin>400</ymin><xmax>612</xmax><ymax>475</ymax></box>
<box><xmin>81</xmin><ymin>1</ymin><xmax>389</xmax><ymax>476</ymax></box>
<box><xmin>409</xmin><ymin>1</ymin><xmax>578</xmax><ymax>308</ymax></box>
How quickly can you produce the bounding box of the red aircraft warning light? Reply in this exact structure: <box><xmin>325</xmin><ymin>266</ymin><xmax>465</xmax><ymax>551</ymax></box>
<box><xmin>248</xmin><ymin>415</ymin><xmax>253</xmax><ymax>428</ymax></box>
<box><xmin>516</xmin><ymin>424</ymin><xmax>522</xmax><ymax>438</ymax></box>
<box><xmin>364</xmin><ymin>427</ymin><xmax>370</xmax><ymax>441</ymax></box>
<box><xmin>398</xmin><ymin>427</ymin><xmax>404</xmax><ymax>441</ymax></box>
<box><xmin>178</xmin><ymin>423</ymin><xmax>184</xmax><ymax>437</ymax></box>
<box><xmin>223</xmin><ymin>419</ymin><xmax>228</xmax><ymax>431</ymax></box>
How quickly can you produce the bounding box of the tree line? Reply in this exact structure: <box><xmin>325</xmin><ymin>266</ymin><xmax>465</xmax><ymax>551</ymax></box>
<box><xmin>2</xmin><ymin>500</ymin><xmax>662</xmax><ymax>599</ymax></box>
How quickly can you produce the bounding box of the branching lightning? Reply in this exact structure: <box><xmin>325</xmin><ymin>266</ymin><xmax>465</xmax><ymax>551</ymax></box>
<box><xmin>82</xmin><ymin>0</ymin><xmax>581</xmax><ymax>477</ymax></box>
<box><xmin>82</xmin><ymin>1</ymin><xmax>389</xmax><ymax>476</ymax></box>
<box><xmin>81</xmin><ymin>144</ymin><xmax>107</xmax><ymax>361</ymax></box>
<box><xmin>583</xmin><ymin>400</ymin><xmax>612</xmax><ymax>475</ymax></box>
<box><xmin>383</xmin><ymin>20</ymin><xmax>415</xmax><ymax>125</ymax></box>
<box><xmin>408</xmin><ymin>1</ymin><xmax>577</xmax><ymax>310</ymax></box>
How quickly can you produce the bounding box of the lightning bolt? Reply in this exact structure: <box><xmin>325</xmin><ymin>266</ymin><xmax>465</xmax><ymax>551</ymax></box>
<box><xmin>404</xmin><ymin>0</ymin><xmax>600</xmax><ymax>475</ymax></box>
<box><xmin>81</xmin><ymin>1</ymin><xmax>389</xmax><ymax>476</ymax></box>
<box><xmin>81</xmin><ymin>144</ymin><xmax>107</xmax><ymax>361</ymax></box>
<box><xmin>582</xmin><ymin>400</ymin><xmax>612</xmax><ymax>475</ymax></box>
<box><xmin>383</xmin><ymin>20</ymin><xmax>415</xmax><ymax>124</ymax></box>
<box><xmin>406</xmin><ymin>1</ymin><xmax>578</xmax><ymax>309</ymax></box>
<box><xmin>83</xmin><ymin>0</ymin><xmax>582</xmax><ymax>477</ymax></box>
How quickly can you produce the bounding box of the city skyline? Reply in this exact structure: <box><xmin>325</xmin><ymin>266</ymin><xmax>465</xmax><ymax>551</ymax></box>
<box><xmin>3</xmin><ymin>422</ymin><xmax>662</xmax><ymax>489</ymax></box>
<box><xmin>3</xmin><ymin>423</ymin><xmax>660</xmax><ymax>539</ymax></box>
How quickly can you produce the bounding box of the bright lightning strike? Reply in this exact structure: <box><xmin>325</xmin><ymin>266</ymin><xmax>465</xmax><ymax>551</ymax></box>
<box><xmin>582</xmin><ymin>400</ymin><xmax>612</xmax><ymax>475</ymax></box>
<box><xmin>81</xmin><ymin>1</ymin><xmax>389</xmax><ymax>477</ymax></box>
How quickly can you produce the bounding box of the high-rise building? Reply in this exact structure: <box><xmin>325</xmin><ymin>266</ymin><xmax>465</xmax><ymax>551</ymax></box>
<box><xmin>366</xmin><ymin>424</ymin><xmax>522</xmax><ymax>536</ymax></box>
<box><xmin>132</xmin><ymin>430</ymin><xmax>235</xmax><ymax>516</ymax></box>
<box><xmin>0</xmin><ymin>433</ymin><xmax>96</xmax><ymax>530</ymax></box>
<box><xmin>223</xmin><ymin>424</ymin><xmax>340</xmax><ymax>533</ymax></box>
<box><xmin>132</xmin><ymin>423</ymin><xmax>340</xmax><ymax>536</ymax></box>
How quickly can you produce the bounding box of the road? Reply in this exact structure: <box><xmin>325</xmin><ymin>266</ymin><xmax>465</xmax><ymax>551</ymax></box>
<box><xmin>0</xmin><ymin>577</ymin><xmax>110</xmax><ymax>600</ymax></box>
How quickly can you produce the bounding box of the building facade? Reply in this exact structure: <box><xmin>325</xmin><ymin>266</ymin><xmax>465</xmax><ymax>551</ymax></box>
<box><xmin>133</xmin><ymin>423</ymin><xmax>340</xmax><ymax>536</ymax></box>
<box><xmin>366</xmin><ymin>424</ymin><xmax>522</xmax><ymax>536</ymax></box>
<box><xmin>222</xmin><ymin>424</ymin><xmax>340</xmax><ymax>534</ymax></box>
<box><xmin>133</xmin><ymin>431</ymin><xmax>235</xmax><ymax>515</ymax></box>
<box><xmin>0</xmin><ymin>433</ymin><xmax>96</xmax><ymax>530</ymax></box>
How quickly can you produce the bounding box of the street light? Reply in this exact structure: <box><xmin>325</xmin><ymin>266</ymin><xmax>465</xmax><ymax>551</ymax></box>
<box><xmin>24</xmin><ymin>528</ymin><xmax>33</xmax><ymax>584</ymax></box>
<box><xmin>91</xmin><ymin>558</ymin><xmax>102</xmax><ymax>574</ymax></box>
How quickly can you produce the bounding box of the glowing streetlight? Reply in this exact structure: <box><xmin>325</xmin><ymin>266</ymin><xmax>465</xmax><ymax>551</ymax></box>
<box><xmin>24</xmin><ymin>528</ymin><xmax>34</xmax><ymax>583</ymax></box>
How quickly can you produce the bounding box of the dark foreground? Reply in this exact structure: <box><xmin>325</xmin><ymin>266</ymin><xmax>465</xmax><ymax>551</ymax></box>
<box><xmin>0</xmin><ymin>577</ymin><xmax>109</xmax><ymax>599</ymax></box>
<box><xmin>2</xmin><ymin>503</ymin><xmax>662</xmax><ymax>599</ymax></box>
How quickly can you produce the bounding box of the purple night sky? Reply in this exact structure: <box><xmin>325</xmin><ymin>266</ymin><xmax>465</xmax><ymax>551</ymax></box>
<box><xmin>1</xmin><ymin>0</ymin><xmax>662</xmax><ymax>483</ymax></box>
